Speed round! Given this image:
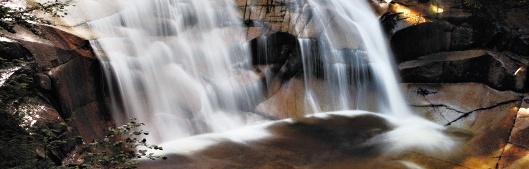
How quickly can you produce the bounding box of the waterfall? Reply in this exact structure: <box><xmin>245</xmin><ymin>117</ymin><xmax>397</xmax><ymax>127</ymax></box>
<box><xmin>297</xmin><ymin>0</ymin><xmax>412</xmax><ymax>116</ymax></box>
<box><xmin>88</xmin><ymin>0</ymin><xmax>263</xmax><ymax>143</ymax></box>
<box><xmin>87</xmin><ymin>0</ymin><xmax>444</xmax><ymax>149</ymax></box>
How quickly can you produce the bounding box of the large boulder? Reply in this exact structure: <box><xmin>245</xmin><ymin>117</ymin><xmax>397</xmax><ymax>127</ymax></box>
<box><xmin>3</xmin><ymin>25</ymin><xmax>112</xmax><ymax>143</ymax></box>
<box><xmin>386</xmin><ymin>0</ymin><xmax>529</xmax><ymax>63</ymax></box>
<box><xmin>402</xmin><ymin>83</ymin><xmax>525</xmax><ymax>168</ymax></box>
<box><xmin>398</xmin><ymin>50</ymin><xmax>528</xmax><ymax>92</ymax></box>
<box><xmin>391</xmin><ymin>22</ymin><xmax>453</xmax><ymax>62</ymax></box>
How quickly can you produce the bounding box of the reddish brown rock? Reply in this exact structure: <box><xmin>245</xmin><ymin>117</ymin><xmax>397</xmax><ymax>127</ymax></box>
<box><xmin>4</xmin><ymin>25</ymin><xmax>96</xmax><ymax>70</ymax></box>
<box><xmin>47</xmin><ymin>55</ymin><xmax>110</xmax><ymax>142</ymax></box>
<box><xmin>3</xmin><ymin>25</ymin><xmax>111</xmax><ymax>142</ymax></box>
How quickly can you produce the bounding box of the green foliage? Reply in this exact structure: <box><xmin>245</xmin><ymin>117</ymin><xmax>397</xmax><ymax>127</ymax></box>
<box><xmin>0</xmin><ymin>48</ymin><xmax>34</xmax><ymax>114</ymax></box>
<box><xmin>80</xmin><ymin>118</ymin><xmax>166</xmax><ymax>169</ymax></box>
<box><xmin>0</xmin><ymin>112</ymin><xmax>67</xmax><ymax>169</ymax></box>
<box><xmin>0</xmin><ymin>0</ymin><xmax>71</xmax><ymax>35</ymax></box>
<box><xmin>0</xmin><ymin>43</ymin><xmax>73</xmax><ymax>168</ymax></box>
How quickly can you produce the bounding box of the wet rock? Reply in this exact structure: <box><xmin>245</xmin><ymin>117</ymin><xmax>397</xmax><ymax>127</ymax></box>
<box><xmin>139</xmin><ymin>111</ymin><xmax>466</xmax><ymax>169</ymax></box>
<box><xmin>256</xmin><ymin>77</ymin><xmax>380</xmax><ymax>119</ymax></box>
<box><xmin>236</xmin><ymin>0</ymin><xmax>335</xmax><ymax>38</ymax></box>
<box><xmin>399</xmin><ymin>50</ymin><xmax>528</xmax><ymax>92</ymax></box>
<box><xmin>250</xmin><ymin>32</ymin><xmax>298</xmax><ymax>65</ymax></box>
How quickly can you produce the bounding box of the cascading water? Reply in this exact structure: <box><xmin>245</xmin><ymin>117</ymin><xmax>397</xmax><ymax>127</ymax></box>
<box><xmin>297</xmin><ymin>0</ymin><xmax>413</xmax><ymax>116</ymax></box>
<box><xmin>87</xmin><ymin>0</ymin><xmax>456</xmax><ymax>158</ymax></box>
<box><xmin>88</xmin><ymin>0</ymin><xmax>264</xmax><ymax>144</ymax></box>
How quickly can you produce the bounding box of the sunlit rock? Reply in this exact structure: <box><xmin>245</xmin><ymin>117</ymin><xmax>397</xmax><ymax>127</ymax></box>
<box><xmin>4</xmin><ymin>25</ymin><xmax>96</xmax><ymax>69</ymax></box>
<box><xmin>510</xmin><ymin>97</ymin><xmax>529</xmax><ymax>149</ymax></box>
<box><xmin>403</xmin><ymin>83</ymin><xmax>524</xmax><ymax>168</ymax></box>
<box><xmin>497</xmin><ymin>144</ymin><xmax>529</xmax><ymax>169</ymax></box>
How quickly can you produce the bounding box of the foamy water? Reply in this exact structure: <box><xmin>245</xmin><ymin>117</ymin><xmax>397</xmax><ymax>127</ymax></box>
<box><xmin>88</xmin><ymin>0</ymin><xmax>263</xmax><ymax>144</ymax></box>
<box><xmin>87</xmin><ymin>0</ymin><xmax>457</xmax><ymax>156</ymax></box>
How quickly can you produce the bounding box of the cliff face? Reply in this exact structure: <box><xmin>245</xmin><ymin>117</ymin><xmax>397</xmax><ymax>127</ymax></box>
<box><xmin>0</xmin><ymin>25</ymin><xmax>112</xmax><ymax>164</ymax></box>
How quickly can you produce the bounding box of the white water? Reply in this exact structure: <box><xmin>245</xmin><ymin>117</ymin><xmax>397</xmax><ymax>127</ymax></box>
<box><xmin>297</xmin><ymin>0</ymin><xmax>413</xmax><ymax>116</ymax></box>
<box><xmin>87</xmin><ymin>0</ymin><xmax>455</xmax><ymax>154</ymax></box>
<box><xmin>88</xmin><ymin>0</ymin><xmax>263</xmax><ymax>143</ymax></box>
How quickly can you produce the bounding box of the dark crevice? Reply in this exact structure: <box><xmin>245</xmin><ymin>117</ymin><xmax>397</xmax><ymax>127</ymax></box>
<box><xmin>250</xmin><ymin>111</ymin><xmax>279</xmax><ymax>120</ymax></box>
<box><xmin>445</xmin><ymin>99</ymin><xmax>521</xmax><ymax>126</ymax></box>
<box><xmin>499</xmin><ymin>97</ymin><xmax>525</xmax><ymax>163</ymax></box>
<box><xmin>495</xmin><ymin>146</ymin><xmax>507</xmax><ymax>169</ymax></box>
<box><xmin>411</xmin><ymin>104</ymin><xmax>466</xmax><ymax>114</ymax></box>
<box><xmin>439</xmin><ymin>111</ymin><xmax>451</xmax><ymax>123</ymax></box>
<box><xmin>506</xmin><ymin>98</ymin><xmax>523</xmax><ymax>140</ymax></box>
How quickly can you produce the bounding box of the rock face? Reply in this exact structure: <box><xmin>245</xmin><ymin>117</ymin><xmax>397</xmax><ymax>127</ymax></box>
<box><xmin>241</xmin><ymin>0</ymin><xmax>529</xmax><ymax>168</ymax></box>
<box><xmin>389</xmin><ymin>1</ymin><xmax>529</xmax><ymax>168</ymax></box>
<box><xmin>400</xmin><ymin>83</ymin><xmax>528</xmax><ymax>169</ymax></box>
<box><xmin>399</xmin><ymin>50</ymin><xmax>528</xmax><ymax>92</ymax></box>
<box><xmin>1</xmin><ymin>25</ymin><xmax>112</xmax><ymax>161</ymax></box>
<box><xmin>391</xmin><ymin>19</ymin><xmax>529</xmax><ymax>63</ymax></box>
<box><xmin>389</xmin><ymin>0</ymin><xmax>529</xmax><ymax>63</ymax></box>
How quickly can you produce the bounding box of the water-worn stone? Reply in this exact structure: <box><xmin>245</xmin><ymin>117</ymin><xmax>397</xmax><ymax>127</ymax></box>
<box><xmin>404</xmin><ymin>83</ymin><xmax>523</xmax><ymax>122</ymax></box>
<box><xmin>399</xmin><ymin>50</ymin><xmax>529</xmax><ymax>92</ymax></box>
<box><xmin>403</xmin><ymin>83</ymin><xmax>523</xmax><ymax>168</ymax></box>
<box><xmin>138</xmin><ymin>111</ymin><xmax>468</xmax><ymax>169</ymax></box>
